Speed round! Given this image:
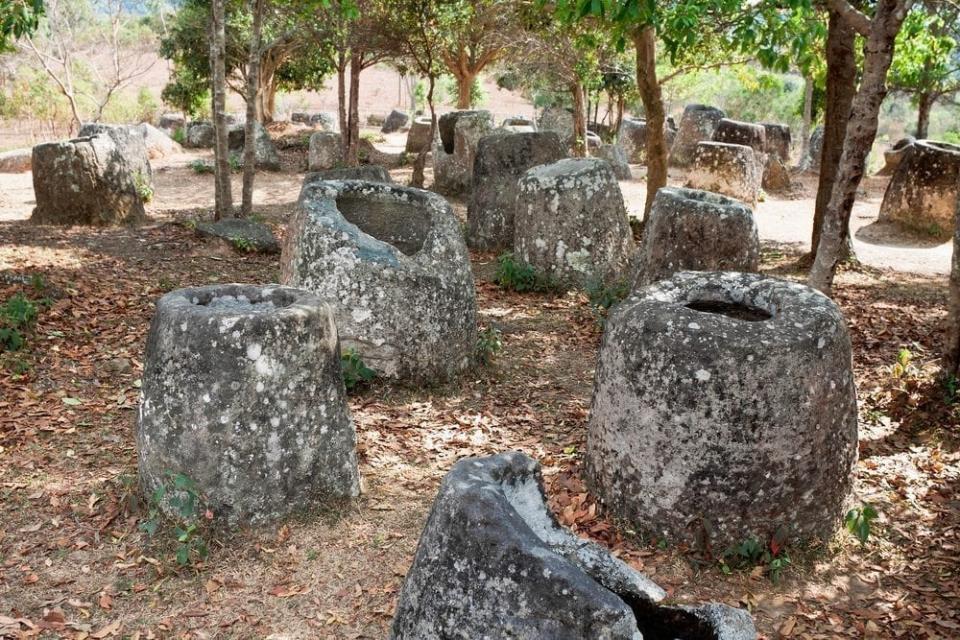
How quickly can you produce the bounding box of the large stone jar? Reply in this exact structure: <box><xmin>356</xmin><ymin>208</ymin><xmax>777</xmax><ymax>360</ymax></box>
<box><xmin>137</xmin><ymin>284</ymin><xmax>360</xmax><ymax>526</ymax></box>
<box><xmin>686</xmin><ymin>141</ymin><xmax>762</xmax><ymax>206</ymax></box>
<box><xmin>281</xmin><ymin>180</ymin><xmax>477</xmax><ymax>382</ymax></box>
<box><xmin>878</xmin><ymin>139</ymin><xmax>960</xmax><ymax>238</ymax></box>
<box><xmin>670</xmin><ymin>104</ymin><xmax>726</xmax><ymax>167</ymax></box>
<box><xmin>635</xmin><ymin>187</ymin><xmax>759</xmax><ymax>287</ymax></box>
<box><xmin>433</xmin><ymin>110</ymin><xmax>494</xmax><ymax>195</ymax></box>
<box><xmin>587</xmin><ymin>271</ymin><xmax>858</xmax><ymax>548</ymax></box>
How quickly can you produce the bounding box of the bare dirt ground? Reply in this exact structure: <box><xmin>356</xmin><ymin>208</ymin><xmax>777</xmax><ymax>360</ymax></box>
<box><xmin>0</xmin><ymin>141</ymin><xmax>958</xmax><ymax>639</ymax></box>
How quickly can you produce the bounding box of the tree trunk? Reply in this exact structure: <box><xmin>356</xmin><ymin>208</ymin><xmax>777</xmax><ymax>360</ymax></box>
<box><xmin>455</xmin><ymin>71</ymin><xmax>474</xmax><ymax>109</ymax></box>
<box><xmin>241</xmin><ymin>0</ymin><xmax>265</xmax><ymax>218</ymax></box>
<box><xmin>946</xmin><ymin>199</ymin><xmax>960</xmax><ymax>376</ymax></box>
<box><xmin>571</xmin><ymin>79</ymin><xmax>588</xmax><ymax>157</ymax></box>
<box><xmin>632</xmin><ymin>25</ymin><xmax>668</xmax><ymax>218</ymax></box>
<box><xmin>256</xmin><ymin>53</ymin><xmax>280</xmax><ymax>124</ymax></box>
<box><xmin>916</xmin><ymin>91</ymin><xmax>934</xmax><ymax>138</ymax></box>
<box><xmin>337</xmin><ymin>54</ymin><xmax>347</xmax><ymax>145</ymax></box>
<box><xmin>411</xmin><ymin>75</ymin><xmax>436</xmax><ymax>188</ymax></box>
<box><xmin>210</xmin><ymin>0</ymin><xmax>233</xmax><ymax>220</ymax></box>
<box><xmin>346</xmin><ymin>53</ymin><xmax>362</xmax><ymax>166</ymax></box>
<box><xmin>809</xmin><ymin>1</ymin><xmax>910</xmax><ymax>294</ymax></box>
<box><xmin>808</xmin><ymin>11</ymin><xmax>857</xmax><ymax>264</ymax></box>
<box><xmin>800</xmin><ymin>74</ymin><xmax>814</xmax><ymax>165</ymax></box>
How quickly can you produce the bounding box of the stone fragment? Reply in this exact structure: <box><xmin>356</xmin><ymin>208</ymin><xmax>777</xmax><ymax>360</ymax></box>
<box><xmin>587</xmin><ymin>271</ymin><xmax>858</xmax><ymax>548</ymax></box>
<box><xmin>137</xmin><ymin>284</ymin><xmax>360</xmax><ymax>526</ymax></box>
<box><xmin>634</xmin><ymin>187</ymin><xmax>759</xmax><ymax>287</ymax></box>
<box><xmin>878</xmin><ymin>139</ymin><xmax>960</xmax><ymax>238</ymax></box>
<box><xmin>195</xmin><ymin>218</ymin><xmax>280</xmax><ymax>253</ymax></box>
<box><xmin>686</xmin><ymin>141</ymin><xmax>762</xmax><ymax>206</ymax></box>
<box><xmin>466</xmin><ymin>131</ymin><xmax>566</xmax><ymax>251</ymax></box>
<box><xmin>515</xmin><ymin>158</ymin><xmax>635</xmax><ymax>287</ymax></box>
<box><xmin>670</xmin><ymin>104</ymin><xmax>726</xmax><ymax>167</ymax></box>
<box><xmin>281</xmin><ymin>180</ymin><xmax>477</xmax><ymax>381</ymax></box>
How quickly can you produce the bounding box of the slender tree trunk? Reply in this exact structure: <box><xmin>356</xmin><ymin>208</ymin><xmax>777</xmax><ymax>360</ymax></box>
<box><xmin>411</xmin><ymin>75</ymin><xmax>436</xmax><ymax>188</ymax></box>
<box><xmin>801</xmin><ymin>74</ymin><xmax>814</xmax><ymax>165</ymax></box>
<box><xmin>455</xmin><ymin>71</ymin><xmax>475</xmax><ymax>109</ymax></box>
<box><xmin>210</xmin><ymin>0</ymin><xmax>232</xmax><ymax>220</ymax></box>
<box><xmin>809</xmin><ymin>1</ymin><xmax>911</xmax><ymax>294</ymax></box>
<box><xmin>633</xmin><ymin>25</ymin><xmax>668</xmax><ymax>218</ymax></box>
<box><xmin>946</xmin><ymin>198</ymin><xmax>960</xmax><ymax>375</ymax></box>
<box><xmin>571</xmin><ymin>79</ymin><xmax>588</xmax><ymax>157</ymax></box>
<box><xmin>241</xmin><ymin>0</ymin><xmax>265</xmax><ymax>218</ymax></box>
<box><xmin>916</xmin><ymin>91</ymin><xmax>934</xmax><ymax>138</ymax></box>
<box><xmin>337</xmin><ymin>54</ymin><xmax>347</xmax><ymax>140</ymax></box>
<box><xmin>346</xmin><ymin>54</ymin><xmax>362</xmax><ymax>166</ymax></box>
<box><xmin>808</xmin><ymin>11</ymin><xmax>857</xmax><ymax>265</ymax></box>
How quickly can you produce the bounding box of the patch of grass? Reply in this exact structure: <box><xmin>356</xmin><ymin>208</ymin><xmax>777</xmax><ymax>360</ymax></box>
<box><xmin>585</xmin><ymin>277</ymin><xmax>630</xmax><ymax>325</ymax></box>
<box><xmin>494</xmin><ymin>253</ymin><xmax>562</xmax><ymax>293</ymax></box>
<box><xmin>171</xmin><ymin>128</ymin><xmax>186</xmax><ymax>145</ymax></box>
<box><xmin>231</xmin><ymin>236</ymin><xmax>255</xmax><ymax>252</ymax></box>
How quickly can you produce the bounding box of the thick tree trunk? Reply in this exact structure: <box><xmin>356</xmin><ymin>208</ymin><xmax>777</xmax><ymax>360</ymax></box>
<box><xmin>946</xmin><ymin>200</ymin><xmax>960</xmax><ymax>376</ymax></box>
<box><xmin>346</xmin><ymin>54</ymin><xmax>362</xmax><ymax>166</ymax></box>
<box><xmin>801</xmin><ymin>74</ymin><xmax>814</xmax><ymax>165</ymax></box>
<box><xmin>455</xmin><ymin>71</ymin><xmax>475</xmax><ymax>109</ymax></box>
<box><xmin>633</xmin><ymin>25</ymin><xmax>668</xmax><ymax>218</ymax></box>
<box><xmin>256</xmin><ymin>55</ymin><xmax>280</xmax><ymax>124</ymax></box>
<box><xmin>916</xmin><ymin>91</ymin><xmax>934</xmax><ymax>138</ymax></box>
<box><xmin>808</xmin><ymin>12</ymin><xmax>857</xmax><ymax>265</ymax></box>
<box><xmin>241</xmin><ymin>0</ymin><xmax>265</xmax><ymax>218</ymax></box>
<box><xmin>809</xmin><ymin>0</ymin><xmax>911</xmax><ymax>294</ymax></box>
<box><xmin>210</xmin><ymin>0</ymin><xmax>233</xmax><ymax>220</ymax></box>
<box><xmin>411</xmin><ymin>75</ymin><xmax>436</xmax><ymax>188</ymax></box>
<box><xmin>571</xmin><ymin>79</ymin><xmax>588</xmax><ymax>157</ymax></box>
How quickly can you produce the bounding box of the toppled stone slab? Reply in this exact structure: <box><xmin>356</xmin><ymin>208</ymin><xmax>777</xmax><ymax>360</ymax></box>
<box><xmin>466</xmin><ymin>131</ymin><xmax>566</xmax><ymax>251</ymax></box>
<box><xmin>686</xmin><ymin>141</ymin><xmax>761</xmax><ymax>206</ymax></box>
<box><xmin>304</xmin><ymin>165</ymin><xmax>392</xmax><ymax>184</ymax></box>
<box><xmin>391</xmin><ymin>451</ymin><xmax>757</xmax><ymax>640</ymax></box>
<box><xmin>195</xmin><ymin>218</ymin><xmax>280</xmax><ymax>253</ymax></box>
<box><xmin>31</xmin><ymin>134</ymin><xmax>146</xmax><ymax>226</ymax></box>
<box><xmin>281</xmin><ymin>180</ymin><xmax>477</xmax><ymax>382</ymax></box>
<box><xmin>634</xmin><ymin>187</ymin><xmax>759</xmax><ymax>287</ymax></box>
<box><xmin>227</xmin><ymin>122</ymin><xmax>281</xmax><ymax>170</ymax></box>
<box><xmin>308</xmin><ymin>132</ymin><xmax>343</xmax><ymax>171</ymax></box>
<box><xmin>137</xmin><ymin>284</ymin><xmax>360</xmax><ymax>526</ymax></box>
<box><xmin>670</xmin><ymin>104</ymin><xmax>726</xmax><ymax>167</ymax></box>
<box><xmin>0</xmin><ymin>148</ymin><xmax>31</xmax><ymax>173</ymax></box>
<box><xmin>878</xmin><ymin>139</ymin><xmax>960</xmax><ymax>238</ymax></box>
<box><xmin>587</xmin><ymin>271</ymin><xmax>858</xmax><ymax>548</ymax></box>
<box><xmin>433</xmin><ymin>110</ymin><xmax>493</xmax><ymax>195</ymax></box>
<box><xmin>381</xmin><ymin>109</ymin><xmax>410</xmax><ymax>134</ymax></box>
<box><xmin>515</xmin><ymin>158</ymin><xmax>635</xmax><ymax>287</ymax></box>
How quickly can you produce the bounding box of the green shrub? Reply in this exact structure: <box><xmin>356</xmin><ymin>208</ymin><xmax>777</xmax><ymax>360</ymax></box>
<box><xmin>845</xmin><ymin>503</ymin><xmax>879</xmax><ymax>545</ymax></box>
<box><xmin>133</xmin><ymin>171</ymin><xmax>154</xmax><ymax>203</ymax></box>
<box><xmin>189</xmin><ymin>159</ymin><xmax>214</xmax><ymax>174</ymax></box>
<box><xmin>0</xmin><ymin>294</ymin><xmax>39</xmax><ymax>352</ymax></box>
<box><xmin>171</xmin><ymin>127</ymin><xmax>186</xmax><ymax>145</ymax></box>
<box><xmin>475</xmin><ymin>325</ymin><xmax>503</xmax><ymax>366</ymax></box>
<box><xmin>139</xmin><ymin>471</ymin><xmax>211</xmax><ymax>567</ymax></box>
<box><xmin>341</xmin><ymin>348</ymin><xmax>376</xmax><ymax>390</ymax></box>
<box><xmin>586</xmin><ymin>277</ymin><xmax>630</xmax><ymax>317</ymax></box>
<box><xmin>494</xmin><ymin>253</ymin><xmax>560</xmax><ymax>293</ymax></box>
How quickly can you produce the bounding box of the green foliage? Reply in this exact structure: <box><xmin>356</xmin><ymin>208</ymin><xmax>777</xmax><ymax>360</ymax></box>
<box><xmin>475</xmin><ymin>325</ymin><xmax>503</xmax><ymax>366</ymax></box>
<box><xmin>585</xmin><ymin>277</ymin><xmax>629</xmax><ymax>320</ymax></box>
<box><xmin>341</xmin><ymin>348</ymin><xmax>375</xmax><ymax>391</ymax></box>
<box><xmin>228</xmin><ymin>153</ymin><xmax>243</xmax><ymax>172</ymax></box>
<box><xmin>189</xmin><ymin>159</ymin><xmax>214</xmax><ymax>174</ymax></box>
<box><xmin>845</xmin><ymin>504</ymin><xmax>879</xmax><ymax>546</ymax></box>
<box><xmin>0</xmin><ymin>293</ymin><xmax>39</xmax><ymax>352</ymax></box>
<box><xmin>133</xmin><ymin>172</ymin><xmax>154</xmax><ymax>203</ymax></box>
<box><xmin>891</xmin><ymin>347</ymin><xmax>914</xmax><ymax>379</ymax></box>
<box><xmin>230</xmin><ymin>236</ymin><xmax>254</xmax><ymax>252</ymax></box>
<box><xmin>361</xmin><ymin>131</ymin><xmax>386</xmax><ymax>144</ymax></box>
<box><xmin>1</xmin><ymin>0</ymin><xmax>44</xmax><ymax>51</ymax></box>
<box><xmin>171</xmin><ymin>127</ymin><xmax>186</xmax><ymax>145</ymax></box>
<box><xmin>720</xmin><ymin>530</ymin><xmax>792</xmax><ymax>583</ymax></box>
<box><xmin>889</xmin><ymin>8</ymin><xmax>959</xmax><ymax>103</ymax></box>
<box><xmin>494</xmin><ymin>253</ymin><xmax>560</xmax><ymax>293</ymax></box>
<box><xmin>139</xmin><ymin>471</ymin><xmax>211</xmax><ymax>567</ymax></box>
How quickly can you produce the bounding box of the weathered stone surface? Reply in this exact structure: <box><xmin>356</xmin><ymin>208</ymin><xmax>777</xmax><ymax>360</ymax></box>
<box><xmin>501</xmin><ymin>115</ymin><xmax>536</xmax><ymax>129</ymax></box>
<box><xmin>433</xmin><ymin>110</ymin><xmax>494</xmax><ymax>195</ymax></box>
<box><xmin>807</xmin><ymin>125</ymin><xmax>824</xmax><ymax>170</ymax></box>
<box><xmin>515</xmin><ymin>158</ymin><xmax>635</xmax><ymax>287</ymax></box>
<box><xmin>308</xmin><ymin>131</ymin><xmax>343</xmax><ymax>171</ymax></box>
<box><xmin>762</xmin><ymin>123</ymin><xmax>792</xmax><ymax>164</ymax></box>
<box><xmin>670</xmin><ymin>104</ymin><xmax>726</xmax><ymax>167</ymax></box>
<box><xmin>227</xmin><ymin>122</ymin><xmax>281</xmax><ymax>171</ymax></box>
<box><xmin>634</xmin><ymin>187</ymin><xmax>759</xmax><ymax>287</ymax></box>
<box><xmin>405</xmin><ymin>117</ymin><xmax>433</xmax><ymax>154</ymax></box>
<box><xmin>78</xmin><ymin>123</ymin><xmax>152</xmax><ymax>185</ymax></box>
<box><xmin>878</xmin><ymin>139</ymin><xmax>960</xmax><ymax>238</ymax></box>
<box><xmin>281</xmin><ymin>180</ymin><xmax>477</xmax><ymax>382</ymax></box>
<box><xmin>537</xmin><ymin>107</ymin><xmax>574</xmax><ymax>146</ymax></box>
<box><xmin>381</xmin><ymin>109</ymin><xmax>410</xmax><ymax>134</ymax></box>
<box><xmin>586</xmin><ymin>130</ymin><xmax>603</xmax><ymax>150</ymax></box>
<box><xmin>713</xmin><ymin>118</ymin><xmax>767</xmax><ymax>156</ymax></box>
<box><xmin>137</xmin><ymin>283</ymin><xmax>360</xmax><ymax>526</ymax></box>
<box><xmin>291</xmin><ymin>111</ymin><xmax>338</xmax><ymax>131</ymax></box>
<box><xmin>618</xmin><ymin>117</ymin><xmax>678</xmax><ymax>164</ymax></box>
<box><xmin>687</xmin><ymin>141</ymin><xmax>761</xmax><ymax>206</ymax></box>
<box><xmin>158</xmin><ymin>112</ymin><xmax>185</xmax><ymax>133</ymax></box>
<box><xmin>136</xmin><ymin>123</ymin><xmax>183</xmax><ymax>159</ymax></box>
<box><xmin>587</xmin><ymin>271</ymin><xmax>858</xmax><ymax>548</ymax></box>
<box><xmin>762</xmin><ymin>156</ymin><xmax>792</xmax><ymax>193</ymax></box>
<box><xmin>304</xmin><ymin>165</ymin><xmax>393</xmax><ymax>184</ymax></box>
<box><xmin>31</xmin><ymin>134</ymin><xmax>146</xmax><ymax>226</ymax></box>
<box><xmin>466</xmin><ymin>131</ymin><xmax>566</xmax><ymax>251</ymax></box>
<box><xmin>876</xmin><ymin>136</ymin><xmax>916</xmax><ymax>176</ymax></box>
<box><xmin>0</xmin><ymin>148</ymin><xmax>31</xmax><ymax>173</ymax></box>
<box><xmin>184</xmin><ymin>121</ymin><xmax>215</xmax><ymax>148</ymax></box>
<box><xmin>358</xmin><ymin>138</ymin><xmax>404</xmax><ymax>168</ymax></box>
<box><xmin>595</xmin><ymin>143</ymin><xmax>632</xmax><ymax>180</ymax></box>
<box><xmin>391</xmin><ymin>451</ymin><xmax>757</xmax><ymax>640</ymax></box>
<box><xmin>195</xmin><ymin>218</ymin><xmax>280</xmax><ymax>253</ymax></box>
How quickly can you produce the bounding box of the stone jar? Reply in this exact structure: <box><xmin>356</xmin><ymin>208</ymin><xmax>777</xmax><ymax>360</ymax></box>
<box><xmin>878</xmin><ymin>139</ymin><xmax>960</xmax><ymax>238</ymax></box>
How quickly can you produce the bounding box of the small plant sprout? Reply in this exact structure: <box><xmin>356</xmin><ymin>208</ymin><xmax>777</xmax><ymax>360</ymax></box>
<box><xmin>133</xmin><ymin>171</ymin><xmax>154</xmax><ymax>203</ymax></box>
<box><xmin>341</xmin><ymin>348</ymin><xmax>376</xmax><ymax>391</ymax></box>
<box><xmin>0</xmin><ymin>293</ymin><xmax>39</xmax><ymax>352</ymax></box>
<box><xmin>494</xmin><ymin>253</ymin><xmax>561</xmax><ymax>293</ymax></box>
<box><xmin>845</xmin><ymin>503</ymin><xmax>879</xmax><ymax>545</ymax></box>
<box><xmin>891</xmin><ymin>347</ymin><xmax>913</xmax><ymax>378</ymax></box>
<box><xmin>139</xmin><ymin>471</ymin><xmax>212</xmax><ymax>567</ymax></box>
<box><xmin>231</xmin><ymin>236</ymin><xmax>255</xmax><ymax>252</ymax></box>
<box><xmin>475</xmin><ymin>325</ymin><xmax>503</xmax><ymax>366</ymax></box>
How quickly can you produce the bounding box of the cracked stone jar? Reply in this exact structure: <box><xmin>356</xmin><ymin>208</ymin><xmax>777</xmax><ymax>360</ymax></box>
<box><xmin>137</xmin><ymin>284</ymin><xmax>360</xmax><ymax>526</ymax></box>
<box><xmin>280</xmin><ymin>180</ymin><xmax>477</xmax><ymax>382</ymax></box>
<box><xmin>587</xmin><ymin>271</ymin><xmax>858</xmax><ymax>548</ymax></box>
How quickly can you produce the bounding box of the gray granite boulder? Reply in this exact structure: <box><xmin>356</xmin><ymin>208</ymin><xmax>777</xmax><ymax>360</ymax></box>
<box><xmin>515</xmin><ymin>158</ymin><xmax>635</xmax><ymax>287</ymax></box>
<box><xmin>391</xmin><ymin>451</ymin><xmax>757</xmax><ymax>640</ymax></box>
<box><xmin>405</xmin><ymin>116</ymin><xmax>433</xmax><ymax>154</ymax></box>
<box><xmin>670</xmin><ymin>104</ymin><xmax>726</xmax><ymax>167</ymax></box>
<box><xmin>433</xmin><ymin>110</ymin><xmax>494</xmax><ymax>195</ymax></box>
<box><xmin>184</xmin><ymin>121</ymin><xmax>215</xmax><ymax>148</ymax></box>
<box><xmin>686</xmin><ymin>141</ymin><xmax>762</xmax><ymax>206</ymax></box>
<box><xmin>762</xmin><ymin>123</ymin><xmax>792</xmax><ymax>165</ymax></box>
<box><xmin>381</xmin><ymin>109</ymin><xmax>410</xmax><ymax>134</ymax></box>
<box><xmin>158</xmin><ymin>112</ymin><xmax>185</xmax><ymax>133</ymax></box>
<box><xmin>587</xmin><ymin>271</ymin><xmax>858</xmax><ymax>548</ymax></box>
<box><xmin>305</xmin><ymin>165</ymin><xmax>392</xmax><ymax>184</ymax></box>
<box><xmin>137</xmin><ymin>284</ymin><xmax>360</xmax><ymax>526</ymax></box>
<box><xmin>634</xmin><ymin>188</ymin><xmax>759</xmax><ymax>287</ymax></box>
<box><xmin>807</xmin><ymin>125</ymin><xmax>824</xmax><ymax>171</ymax></box>
<box><xmin>78</xmin><ymin>122</ymin><xmax>152</xmax><ymax>186</ymax></box>
<box><xmin>0</xmin><ymin>148</ymin><xmax>31</xmax><ymax>173</ymax></box>
<box><xmin>466</xmin><ymin>131</ymin><xmax>566</xmax><ymax>251</ymax></box>
<box><xmin>292</xmin><ymin>111</ymin><xmax>338</xmax><ymax>131</ymax></box>
<box><xmin>595</xmin><ymin>143</ymin><xmax>632</xmax><ymax>180</ymax></box>
<box><xmin>227</xmin><ymin>122</ymin><xmax>281</xmax><ymax>170</ymax></box>
<box><xmin>196</xmin><ymin>218</ymin><xmax>280</xmax><ymax>253</ymax></box>
<box><xmin>878</xmin><ymin>139</ymin><xmax>960</xmax><ymax>238</ymax></box>
<box><xmin>136</xmin><ymin>122</ymin><xmax>182</xmax><ymax>159</ymax></box>
<box><xmin>31</xmin><ymin>134</ymin><xmax>146</xmax><ymax>226</ymax></box>
<box><xmin>308</xmin><ymin>131</ymin><xmax>343</xmax><ymax>171</ymax></box>
<box><xmin>281</xmin><ymin>180</ymin><xmax>477</xmax><ymax>382</ymax></box>
<box><xmin>876</xmin><ymin>136</ymin><xmax>916</xmax><ymax>176</ymax></box>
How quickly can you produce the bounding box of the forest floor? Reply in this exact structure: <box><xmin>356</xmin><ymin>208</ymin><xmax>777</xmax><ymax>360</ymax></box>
<box><xmin>0</xmin><ymin>135</ymin><xmax>958</xmax><ymax>639</ymax></box>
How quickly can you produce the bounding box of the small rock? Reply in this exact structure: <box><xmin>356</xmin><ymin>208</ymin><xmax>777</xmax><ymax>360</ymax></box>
<box><xmin>195</xmin><ymin>218</ymin><xmax>280</xmax><ymax>254</ymax></box>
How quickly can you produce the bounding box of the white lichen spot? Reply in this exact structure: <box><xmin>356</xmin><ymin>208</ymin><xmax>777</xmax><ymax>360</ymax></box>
<box><xmin>694</xmin><ymin>369</ymin><xmax>711</xmax><ymax>381</ymax></box>
<box><xmin>247</xmin><ymin>343</ymin><xmax>262</xmax><ymax>361</ymax></box>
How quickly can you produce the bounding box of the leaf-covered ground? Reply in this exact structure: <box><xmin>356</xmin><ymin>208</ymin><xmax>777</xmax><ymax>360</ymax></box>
<box><xmin>1</xmin><ymin>162</ymin><xmax>958</xmax><ymax>639</ymax></box>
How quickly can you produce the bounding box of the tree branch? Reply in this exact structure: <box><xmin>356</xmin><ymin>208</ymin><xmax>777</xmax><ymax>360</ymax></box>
<box><xmin>825</xmin><ymin>0</ymin><xmax>872</xmax><ymax>36</ymax></box>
